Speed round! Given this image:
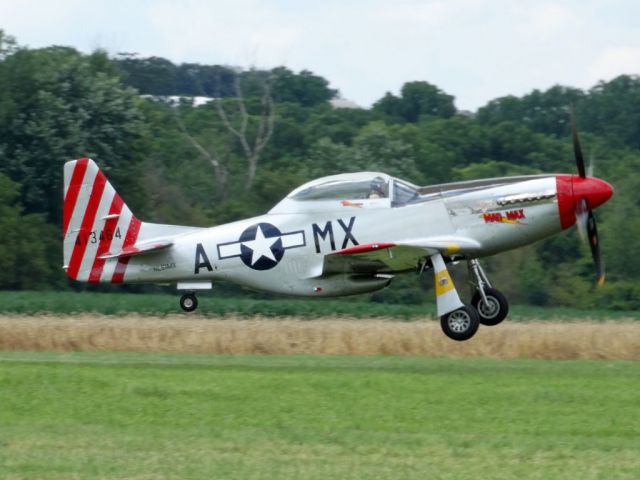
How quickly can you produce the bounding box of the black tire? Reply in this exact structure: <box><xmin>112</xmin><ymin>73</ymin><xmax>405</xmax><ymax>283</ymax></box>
<box><xmin>471</xmin><ymin>288</ymin><xmax>509</xmax><ymax>326</ymax></box>
<box><xmin>440</xmin><ymin>305</ymin><xmax>480</xmax><ymax>341</ymax></box>
<box><xmin>180</xmin><ymin>293</ymin><xmax>198</xmax><ymax>312</ymax></box>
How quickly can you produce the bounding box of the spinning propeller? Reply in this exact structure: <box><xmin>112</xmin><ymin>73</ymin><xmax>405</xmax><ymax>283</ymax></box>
<box><xmin>569</xmin><ymin>112</ymin><xmax>612</xmax><ymax>285</ymax></box>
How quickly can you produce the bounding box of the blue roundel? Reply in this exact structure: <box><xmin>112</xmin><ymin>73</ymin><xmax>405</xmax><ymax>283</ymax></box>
<box><xmin>239</xmin><ymin>223</ymin><xmax>285</xmax><ymax>270</ymax></box>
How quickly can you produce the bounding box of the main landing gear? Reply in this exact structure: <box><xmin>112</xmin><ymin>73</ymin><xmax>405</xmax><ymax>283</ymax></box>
<box><xmin>468</xmin><ymin>259</ymin><xmax>509</xmax><ymax>326</ymax></box>
<box><xmin>432</xmin><ymin>255</ymin><xmax>509</xmax><ymax>342</ymax></box>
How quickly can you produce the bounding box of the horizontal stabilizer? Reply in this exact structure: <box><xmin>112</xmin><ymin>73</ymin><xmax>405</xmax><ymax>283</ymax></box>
<box><xmin>98</xmin><ymin>239</ymin><xmax>173</xmax><ymax>260</ymax></box>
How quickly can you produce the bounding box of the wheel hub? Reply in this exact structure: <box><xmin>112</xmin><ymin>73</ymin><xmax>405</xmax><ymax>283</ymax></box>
<box><xmin>448</xmin><ymin>310</ymin><xmax>471</xmax><ymax>333</ymax></box>
<box><xmin>478</xmin><ymin>297</ymin><xmax>499</xmax><ymax>319</ymax></box>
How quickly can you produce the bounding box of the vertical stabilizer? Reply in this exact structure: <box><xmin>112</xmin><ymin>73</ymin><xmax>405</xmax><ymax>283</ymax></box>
<box><xmin>63</xmin><ymin>158</ymin><xmax>140</xmax><ymax>283</ymax></box>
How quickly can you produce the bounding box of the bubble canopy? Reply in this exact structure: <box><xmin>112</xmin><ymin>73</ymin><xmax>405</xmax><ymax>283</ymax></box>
<box><xmin>289</xmin><ymin>172</ymin><xmax>390</xmax><ymax>201</ymax></box>
<box><xmin>269</xmin><ymin>172</ymin><xmax>420</xmax><ymax>214</ymax></box>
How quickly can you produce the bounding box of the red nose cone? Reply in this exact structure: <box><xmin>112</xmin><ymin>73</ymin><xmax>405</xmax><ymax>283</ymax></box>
<box><xmin>556</xmin><ymin>175</ymin><xmax>614</xmax><ymax>229</ymax></box>
<box><xmin>573</xmin><ymin>176</ymin><xmax>614</xmax><ymax>210</ymax></box>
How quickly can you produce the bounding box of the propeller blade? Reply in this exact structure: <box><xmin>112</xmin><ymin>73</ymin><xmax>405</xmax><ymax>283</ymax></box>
<box><xmin>587</xmin><ymin>209</ymin><xmax>605</xmax><ymax>285</ymax></box>
<box><xmin>576</xmin><ymin>198</ymin><xmax>588</xmax><ymax>241</ymax></box>
<box><xmin>587</xmin><ymin>154</ymin><xmax>594</xmax><ymax>178</ymax></box>
<box><xmin>571</xmin><ymin>110</ymin><xmax>606</xmax><ymax>285</ymax></box>
<box><xmin>571</xmin><ymin>110</ymin><xmax>586</xmax><ymax>178</ymax></box>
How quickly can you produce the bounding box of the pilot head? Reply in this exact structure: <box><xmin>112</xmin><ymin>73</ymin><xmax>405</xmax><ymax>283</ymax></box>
<box><xmin>369</xmin><ymin>177</ymin><xmax>386</xmax><ymax>198</ymax></box>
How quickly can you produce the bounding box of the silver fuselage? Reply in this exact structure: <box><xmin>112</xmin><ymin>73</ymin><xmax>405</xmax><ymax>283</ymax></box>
<box><xmin>120</xmin><ymin>176</ymin><xmax>561</xmax><ymax>296</ymax></box>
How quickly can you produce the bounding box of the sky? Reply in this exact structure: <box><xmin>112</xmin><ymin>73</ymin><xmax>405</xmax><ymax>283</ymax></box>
<box><xmin>1</xmin><ymin>0</ymin><xmax>640</xmax><ymax>111</ymax></box>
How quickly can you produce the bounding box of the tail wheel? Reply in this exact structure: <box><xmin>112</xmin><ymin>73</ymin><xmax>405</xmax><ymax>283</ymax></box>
<box><xmin>471</xmin><ymin>288</ymin><xmax>508</xmax><ymax>326</ymax></box>
<box><xmin>440</xmin><ymin>305</ymin><xmax>480</xmax><ymax>341</ymax></box>
<box><xmin>180</xmin><ymin>293</ymin><xmax>198</xmax><ymax>312</ymax></box>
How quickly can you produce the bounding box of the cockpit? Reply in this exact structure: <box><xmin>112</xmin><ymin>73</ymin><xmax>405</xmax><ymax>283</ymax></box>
<box><xmin>269</xmin><ymin>172</ymin><xmax>422</xmax><ymax>214</ymax></box>
<box><xmin>290</xmin><ymin>175</ymin><xmax>390</xmax><ymax>201</ymax></box>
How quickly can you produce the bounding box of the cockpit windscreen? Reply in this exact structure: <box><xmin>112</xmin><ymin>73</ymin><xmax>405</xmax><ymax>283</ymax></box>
<box><xmin>291</xmin><ymin>176</ymin><xmax>389</xmax><ymax>201</ymax></box>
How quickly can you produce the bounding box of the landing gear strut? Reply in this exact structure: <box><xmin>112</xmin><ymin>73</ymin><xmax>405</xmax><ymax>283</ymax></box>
<box><xmin>468</xmin><ymin>259</ymin><xmax>509</xmax><ymax>326</ymax></box>
<box><xmin>429</xmin><ymin>252</ymin><xmax>481</xmax><ymax>342</ymax></box>
<box><xmin>179</xmin><ymin>292</ymin><xmax>198</xmax><ymax>312</ymax></box>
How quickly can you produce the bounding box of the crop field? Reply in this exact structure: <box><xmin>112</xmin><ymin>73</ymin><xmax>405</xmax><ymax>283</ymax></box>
<box><xmin>0</xmin><ymin>352</ymin><xmax>639</xmax><ymax>479</ymax></box>
<box><xmin>1</xmin><ymin>315</ymin><xmax>640</xmax><ymax>360</ymax></box>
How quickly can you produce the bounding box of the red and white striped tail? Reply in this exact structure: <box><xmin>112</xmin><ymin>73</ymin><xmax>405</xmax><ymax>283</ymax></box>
<box><xmin>63</xmin><ymin>158</ymin><xmax>141</xmax><ymax>284</ymax></box>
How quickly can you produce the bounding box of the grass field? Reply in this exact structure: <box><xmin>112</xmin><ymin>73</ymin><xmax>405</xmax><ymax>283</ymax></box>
<box><xmin>2</xmin><ymin>290</ymin><xmax>639</xmax><ymax>320</ymax></box>
<box><xmin>0</xmin><ymin>352</ymin><xmax>638</xmax><ymax>479</ymax></box>
<box><xmin>1</xmin><ymin>293</ymin><xmax>638</xmax><ymax>477</ymax></box>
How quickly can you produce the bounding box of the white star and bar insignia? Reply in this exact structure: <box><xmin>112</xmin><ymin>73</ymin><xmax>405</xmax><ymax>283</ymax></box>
<box><xmin>217</xmin><ymin>223</ymin><xmax>306</xmax><ymax>270</ymax></box>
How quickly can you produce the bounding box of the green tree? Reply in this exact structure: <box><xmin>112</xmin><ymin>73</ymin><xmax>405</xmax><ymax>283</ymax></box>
<box><xmin>477</xmin><ymin>85</ymin><xmax>584</xmax><ymax>137</ymax></box>
<box><xmin>302</xmin><ymin>105</ymin><xmax>371</xmax><ymax>147</ymax></box>
<box><xmin>115</xmin><ymin>54</ymin><xmax>177</xmax><ymax>95</ymax></box>
<box><xmin>599</xmin><ymin>153</ymin><xmax>640</xmax><ymax>281</ymax></box>
<box><xmin>374</xmin><ymin>81</ymin><xmax>456</xmax><ymax>122</ymax></box>
<box><xmin>0</xmin><ymin>47</ymin><xmax>147</xmax><ymax>223</ymax></box>
<box><xmin>351</xmin><ymin>122</ymin><xmax>421</xmax><ymax>181</ymax></box>
<box><xmin>304</xmin><ymin>122</ymin><xmax>420</xmax><ymax>182</ymax></box>
<box><xmin>271</xmin><ymin>67</ymin><xmax>337</xmax><ymax>107</ymax></box>
<box><xmin>399</xmin><ymin>81</ymin><xmax>456</xmax><ymax>121</ymax></box>
<box><xmin>372</xmin><ymin>92</ymin><xmax>403</xmax><ymax>121</ymax></box>
<box><xmin>0</xmin><ymin>30</ymin><xmax>19</xmax><ymax>60</ymax></box>
<box><xmin>452</xmin><ymin>160</ymin><xmax>539</xmax><ymax>180</ymax></box>
<box><xmin>0</xmin><ymin>173</ymin><xmax>55</xmax><ymax>289</ymax></box>
<box><xmin>304</xmin><ymin>137</ymin><xmax>354</xmax><ymax>178</ymax></box>
<box><xmin>485</xmin><ymin>122</ymin><xmax>572</xmax><ymax>172</ymax></box>
<box><xmin>581</xmin><ymin>75</ymin><xmax>640</xmax><ymax>149</ymax></box>
<box><xmin>401</xmin><ymin>116</ymin><xmax>492</xmax><ymax>183</ymax></box>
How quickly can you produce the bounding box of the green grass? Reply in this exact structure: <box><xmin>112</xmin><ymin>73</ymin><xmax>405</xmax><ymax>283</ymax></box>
<box><xmin>0</xmin><ymin>352</ymin><xmax>639</xmax><ymax>479</ymax></box>
<box><xmin>1</xmin><ymin>290</ymin><xmax>638</xmax><ymax>320</ymax></box>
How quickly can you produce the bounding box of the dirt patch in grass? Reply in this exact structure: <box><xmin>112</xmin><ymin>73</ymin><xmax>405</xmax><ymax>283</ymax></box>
<box><xmin>0</xmin><ymin>315</ymin><xmax>638</xmax><ymax>360</ymax></box>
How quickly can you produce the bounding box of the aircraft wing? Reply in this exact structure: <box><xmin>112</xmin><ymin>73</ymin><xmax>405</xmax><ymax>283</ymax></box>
<box><xmin>318</xmin><ymin>236</ymin><xmax>481</xmax><ymax>275</ymax></box>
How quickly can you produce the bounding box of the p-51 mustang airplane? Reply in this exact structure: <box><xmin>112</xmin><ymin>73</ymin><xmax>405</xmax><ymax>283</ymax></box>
<box><xmin>63</xmin><ymin>123</ymin><xmax>612</xmax><ymax>341</ymax></box>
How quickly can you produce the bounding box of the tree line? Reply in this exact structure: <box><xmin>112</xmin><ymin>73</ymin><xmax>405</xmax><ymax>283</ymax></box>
<box><xmin>1</xmin><ymin>30</ymin><xmax>638</xmax><ymax>309</ymax></box>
